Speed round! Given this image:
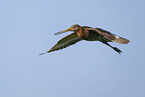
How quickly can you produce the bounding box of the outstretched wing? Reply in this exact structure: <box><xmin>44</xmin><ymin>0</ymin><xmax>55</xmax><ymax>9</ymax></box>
<box><xmin>39</xmin><ymin>33</ymin><xmax>82</xmax><ymax>55</ymax></box>
<box><xmin>87</xmin><ymin>27</ymin><xmax>129</xmax><ymax>44</ymax></box>
<box><xmin>96</xmin><ymin>28</ymin><xmax>129</xmax><ymax>44</ymax></box>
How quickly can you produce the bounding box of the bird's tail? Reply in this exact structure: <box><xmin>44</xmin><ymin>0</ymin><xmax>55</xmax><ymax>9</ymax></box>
<box><xmin>112</xmin><ymin>36</ymin><xmax>130</xmax><ymax>44</ymax></box>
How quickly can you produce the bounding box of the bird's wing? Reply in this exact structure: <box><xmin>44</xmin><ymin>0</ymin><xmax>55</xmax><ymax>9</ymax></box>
<box><xmin>96</xmin><ymin>28</ymin><xmax>129</xmax><ymax>44</ymax></box>
<box><xmin>87</xmin><ymin>27</ymin><xmax>116</xmax><ymax>40</ymax></box>
<box><xmin>39</xmin><ymin>33</ymin><xmax>82</xmax><ymax>55</ymax></box>
<box><xmin>87</xmin><ymin>28</ymin><xmax>129</xmax><ymax>44</ymax></box>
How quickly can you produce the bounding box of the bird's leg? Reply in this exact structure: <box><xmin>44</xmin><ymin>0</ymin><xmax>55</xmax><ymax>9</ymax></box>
<box><xmin>100</xmin><ymin>40</ymin><xmax>122</xmax><ymax>54</ymax></box>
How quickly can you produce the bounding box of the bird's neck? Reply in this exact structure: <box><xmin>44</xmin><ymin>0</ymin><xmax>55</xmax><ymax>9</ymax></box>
<box><xmin>75</xmin><ymin>27</ymin><xmax>83</xmax><ymax>37</ymax></box>
<box><xmin>75</xmin><ymin>27</ymin><xmax>88</xmax><ymax>39</ymax></box>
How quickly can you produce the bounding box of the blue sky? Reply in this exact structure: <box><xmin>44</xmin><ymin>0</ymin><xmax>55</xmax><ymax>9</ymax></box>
<box><xmin>0</xmin><ymin>0</ymin><xmax>145</xmax><ymax>97</ymax></box>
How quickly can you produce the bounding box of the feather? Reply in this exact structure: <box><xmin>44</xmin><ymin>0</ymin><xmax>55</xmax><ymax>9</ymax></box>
<box><xmin>39</xmin><ymin>33</ymin><xmax>82</xmax><ymax>55</ymax></box>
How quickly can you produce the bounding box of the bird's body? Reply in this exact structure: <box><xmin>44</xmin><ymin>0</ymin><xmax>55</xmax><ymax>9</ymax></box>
<box><xmin>40</xmin><ymin>24</ymin><xmax>129</xmax><ymax>55</ymax></box>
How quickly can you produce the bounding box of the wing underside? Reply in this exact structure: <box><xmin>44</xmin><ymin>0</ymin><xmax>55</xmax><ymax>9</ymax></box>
<box><xmin>39</xmin><ymin>33</ymin><xmax>82</xmax><ymax>55</ymax></box>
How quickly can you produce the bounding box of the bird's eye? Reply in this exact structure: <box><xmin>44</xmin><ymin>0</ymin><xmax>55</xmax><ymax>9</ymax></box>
<box><xmin>73</xmin><ymin>26</ymin><xmax>76</xmax><ymax>28</ymax></box>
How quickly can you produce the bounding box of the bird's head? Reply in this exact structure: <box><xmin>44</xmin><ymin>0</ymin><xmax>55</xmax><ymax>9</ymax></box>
<box><xmin>54</xmin><ymin>24</ymin><xmax>80</xmax><ymax>35</ymax></box>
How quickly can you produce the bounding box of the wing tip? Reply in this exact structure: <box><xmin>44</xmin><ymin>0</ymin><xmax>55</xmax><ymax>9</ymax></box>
<box><xmin>39</xmin><ymin>52</ymin><xmax>46</xmax><ymax>55</ymax></box>
<box><xmin>39</xmin><ymin>51</ymin><xmax>50</xmax><ymax>55</ymax></box>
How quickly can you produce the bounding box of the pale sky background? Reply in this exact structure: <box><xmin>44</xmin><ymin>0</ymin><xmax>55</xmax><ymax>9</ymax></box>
<box><xmin>0</xmin><ymin>0</ymin><xmax>145</xmax><ymax>97</ymax></box>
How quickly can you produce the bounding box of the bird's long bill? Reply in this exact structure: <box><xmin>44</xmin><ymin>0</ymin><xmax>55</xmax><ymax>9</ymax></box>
<box><xmin>54</xmin><ymin>28</ymin><xmax>71</xmax><ymax>35</ymax></box>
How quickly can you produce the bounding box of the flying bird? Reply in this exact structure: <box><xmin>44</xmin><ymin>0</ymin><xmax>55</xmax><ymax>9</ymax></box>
<box><xmin>40</xmin><ymin>24</ymin><xmax>129</xmax><ymax>55</ymax></box>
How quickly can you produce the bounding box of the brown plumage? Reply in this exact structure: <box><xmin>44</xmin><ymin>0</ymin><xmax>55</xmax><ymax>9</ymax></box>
<box><xmin>40</xmin><ymin>24</ymin><xmax>129</xmax><ymax>55</ymax></box>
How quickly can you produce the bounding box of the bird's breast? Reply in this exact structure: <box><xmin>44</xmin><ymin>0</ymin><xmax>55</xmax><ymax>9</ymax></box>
<box><xmin>75</xmin><ymin>28</ymin><xmax>88</xmax><ymax>39</ymax></box>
